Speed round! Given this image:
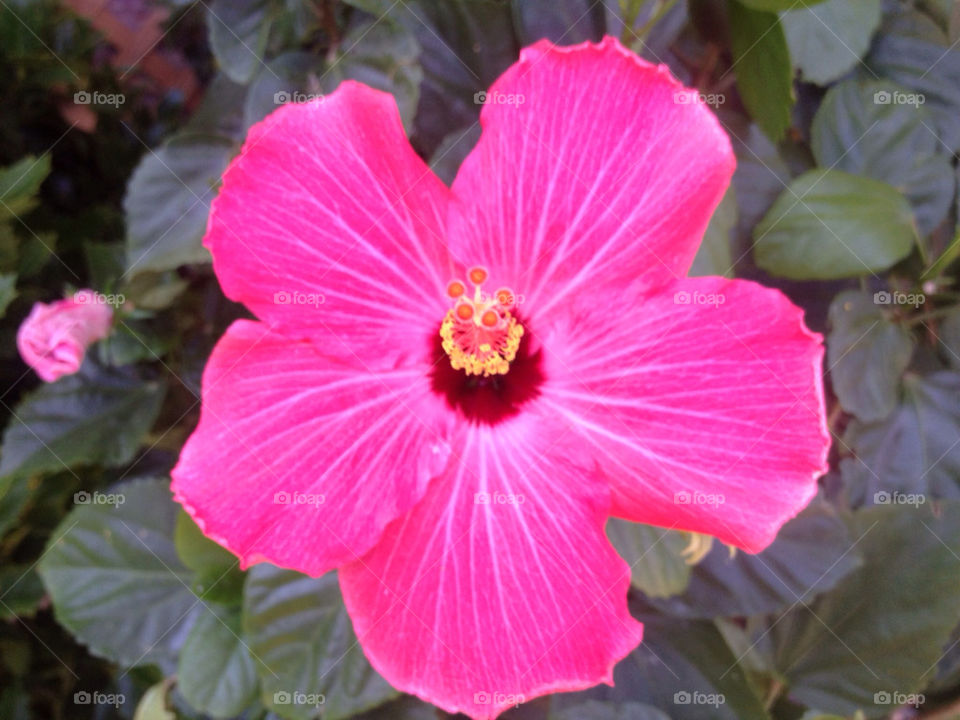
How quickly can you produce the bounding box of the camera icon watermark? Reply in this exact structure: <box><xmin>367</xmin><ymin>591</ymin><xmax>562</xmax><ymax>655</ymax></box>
<box><xmin>473</xmin><ymin>690</ymin><xmax>525</xmax><ymax>707</ymax></box>
<box><xmin>673</xmin><ymin>290</ymin><xmax>725</xmax><ymax>307</ymax></box>
<box><xmin>873</xmin><ymin>89</ymin><xmax>925</xmax><ymax>107</ymax></box>
<box><xmin>74</xmin><ymin>691</ymin><xmax>125</xmax><ymax>708</ymax></box>
<box><xmin>273</xmin><ymin>490</ymin><xmax>325</xmax><ymax>508</ymax></box>
<box><xmin>74</xmin><ymin>90</ymin><xmax>125</xmax><ymax>108</ymax></box>
<box><xmin>673</xmin><ymin>91</ymin><xmax>725</xmax><ymax>107</ymax></box>
<box><xmin>74</xmin><ymin>490</ymin><xmax>125</xmax><ymax>507</ymax></box>
<box><xmin>273</xmin><ymin>690</ymin><xmax>325</xmax><ymax>707</ymax></box>
<box><xmin>874</xmin><ymin>690</ymin><xmax>924</xmax><ymax>708</ymax></box>
<box><xmin>273</xmin><ymin>91</ymin><xmax>326</xmax><ymax>105</ymax></box>
<box><xmin>873</xmin><ymin>290</ymin><xmax>924</xmax><ymax>308</ymax></box>
<box><xmin>674</xmin><ymin>490</ymin><xmax>725</xmax><ymax>507</ymax></box>
<box><xmin>874</xmin><ymin>490</ymin><xmax>925</xmax><ymax>507</ymax></box>
<box><xmin>674</xmin><ymin>690</ymin><xmax>725</xmax><ymax>707</ymax></box>
<box><xmin>75</xmin><ymin>291</ymin><xmax>125</xmax><ymax>307</ymax></box>
<box><xmin>474</xmin><ymin>491</ymin><xmax>525</xmax><ymax>505</ymax></box>
<box><xmin>273</xmin><ymin>290</ymin><xmax>325</xmax><ymax>308</ymax></box>
<box><xmin>474</xmin><ymin>90</ymin><xmax>525</xmax><ymax>106</ymax></box>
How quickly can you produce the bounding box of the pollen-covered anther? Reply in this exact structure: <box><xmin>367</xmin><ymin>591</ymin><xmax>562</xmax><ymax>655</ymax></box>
<box><xmin>439</xmin><ymin>273</ymin><xmax>523</xmax><ymax>377</ymax></box>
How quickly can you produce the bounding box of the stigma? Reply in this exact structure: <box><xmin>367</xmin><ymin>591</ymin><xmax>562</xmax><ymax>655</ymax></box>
<box><xmin>439</xmin><ymin>266</ymin><xmax>524</xmax><ymax>377</ymax></box>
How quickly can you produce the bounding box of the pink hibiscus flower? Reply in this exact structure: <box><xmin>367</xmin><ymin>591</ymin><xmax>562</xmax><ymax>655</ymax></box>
<box><xmin>17</xmin><ymin>289</ymin><xmax>114</xmax><ymax>382</ymax></box>
<box><xmin>172</xmin><ymin>37</ymin><xmax>830</xmax><ymax>719</ymax></box>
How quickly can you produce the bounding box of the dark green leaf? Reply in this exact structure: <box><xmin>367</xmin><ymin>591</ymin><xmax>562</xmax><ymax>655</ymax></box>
<box><xmin>0</xmin><ymin>565</ymin><xmax>45</xmax><ymax>620</ymax></box>
<box><xmin>207</xmin><ymin>0</ymin><xmax>278</xmax><ymax>85</ymax></box>
<box><xmin>827</xmin><ymin>290</ymin><xmax>915</xmax><ymax>421</ymax></box>
<box><xmin>811</xmin><ymin>78</ymin><xmax>954</xmax><ymax>234</ymax></box>
<box><xmin>37</xmin><ymin>477</ymin><xmax>202</xmax><ymax>673</ymax></box>
<box><xmin>606</xmin><ymin>519</ymin><xmax>691</xmax><ymax>599</ymax></box>
<box><xmin>754</xmin><ymin>169</ymin><xmax>917</xmax><ymax>279</ymax></box>
<box><xmin>178</xmin><ymin>605</ymin><xmax>259</xmax><ymax>717</ymax></box>
<box><xmin>551</xmin><ymin>700</ymin><xmax>671</xmax><ymax>720</ymax></box>
<box><xmin>841</xmin><ymin>371</ymin><xmax>960</xmax><ymax>502</ymax></box>
<box><xmin>0</xmin><ymin>363</ymin><xmax>165</xmax><ymax>480</ymax></box>
<box><xmin>648</xmin><ymin>501</ymin><xmax>862</xmax><ymax>618</ymax></box>
<box><xmin>728</xmin><ymin>1</ymin><xmax>794</xmax><ymax>142</ymax></box>
<box><xmin>780</xmin><ymin>0</ymin><xmax>881</xmax><ymax>85</ymax></box>
<box><xmin>0</xmin><ymin>272</ymin><xmax>15</xmax><ymax>317</ymax></box>
<box><xmin>771</xmin><ymin>502</ymin><xmax>960</xmax><ymax>713</ymax></box>
<box><xmin>939</xmin><ymin>308</ymin><xmax>960</xmax><ymax>369</ymax></box>
<box><xmin>243</xmin><ymin>565</ymin><xmax>397</xmax><ymax>720</ymax></box>
<box><xmin>867</xmin><ymin>7</ymin><xmax>960</xmax><ymax>152</ymax></box>
<box><xmin>124</xmin><ymin>132</ymin><xmax>236</xmax><ymax>276</ymax></box>
<box><xmin>174</xmin><ymin>510</ymin><xmax>237</xmax><ymax>576</ymax></box>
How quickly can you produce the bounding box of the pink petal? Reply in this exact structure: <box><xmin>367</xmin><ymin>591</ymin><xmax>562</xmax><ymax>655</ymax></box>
<box><xmin>171</xmin><ymin>320</ymin><xmax>455</xmax><ymax>576</ymax></box>
<box><xmin>339</xmin><ymin>417</ymin><xmax>643</xmax><ymax>720</ymax></box>
<box><xmin>540</xmin><ymin>277</ymin><xmax>830</xmax><ymax>553</ymax></box>
<box><xmin>16</xmin><ymin>290</ymin><xmax>114</xmax><ymax>382</ymax></box>
<box><xmin>448</xmin><ymin>37</ymin><xmax>734</xmax><ymax>328</ymax></box>
<box><xmin>205</xmin><ymin>82</ymin><xmax>452</xmax><ymax>366</ymax></box>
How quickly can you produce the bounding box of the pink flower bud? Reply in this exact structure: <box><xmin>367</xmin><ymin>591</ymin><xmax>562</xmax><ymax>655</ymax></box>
<box><xmin>16</xmin><ymin>290</ymin><xmax>114</xmax><ymax>382</ymax></box>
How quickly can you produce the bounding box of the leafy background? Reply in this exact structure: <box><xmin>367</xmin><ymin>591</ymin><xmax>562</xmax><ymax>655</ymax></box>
<box><xmin>1</xmin><ymin>0</ymin><xmax>959</xmax><ymax>718</ymax></box>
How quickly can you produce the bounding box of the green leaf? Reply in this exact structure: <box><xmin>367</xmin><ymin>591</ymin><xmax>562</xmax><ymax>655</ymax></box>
<box><xmin>689</xmin><ymin>187</ymin><xmax>736</xmax><ymax>277</ymax></box>
<box><xmin>754</xmin><ymin>169</ymin><xmax>917</xmax><ymax>279</ymax></box>
<box><xmin>207</xmin><ymin>0</ymin><xmax>278</xmax><ymax>85</ymax></box>
<box><xmin>0</xmin><ymin>155</ymin><xmax>51</xmax><ymax>220</ymax></box>
<box><xmin>134</xmin><ymin>683</ymin><xmax>176</xmax><ymax>720</ymax></box>
<box><xmin>174</xmin><ymin>510</ymin><xmax>237</xmax><ymax>575</ymax></box>
<box><xmin>606</xmin><ymin>519</ymin><xmax>691</xmax><ymax>598</ymax></box>
<box><xmin>841</xmin><ymin>371</ymin><xmax>960</xmax><ymax>502</ymax></box>
<box><xmin>939</xmin><ymin>308</ymin><xmax>960</xmax><ymax>369</ymax></box>
<box><xmin>320</xmin><ymin>19</ymin><xmax>422</xmax><ymax>131</ymax></box>
<box><xmin>551</xmin><ymin>700</ymin><xmax>671</xmax><ymax>720</ymax></box>
<box><xmin>124</xmin><ymin>132</ymin><xmax>236</xmax><ymax>276</ymax></box>
<box><xmin>771</xmin><ymin>502</ymin><xmax>960</xmax><ymax>713</ymax></box>
<box><xmin>243</xmin><ymin>565</ymin><xmax>397</xmax><ymax>720</ymax></box>
<box><xmin>608</xmin><ymin>611</ymin><xmax>771</xmax><ymax>720</ymax></box>
<box><xmin>648</xmin><ymin>501</ymin><xmax>862</xmax><ymax>618</ymax></box>
<box><xmin>728</xmin><ymin>1</ymin><xmax>794</xmax><ymax>142</ymax></box>
<box><xmin>736</xmin><ymin>0</ymin><xmax>826</xmax><ymax>10</ymax></box>
<box><xmin>780</xmin><ymin>0</ymin><xmax>881</xmax><ymax>85</ymax></box>
<box><xmin>178</xmin><ymin>605</ymin><xmax>259</xmax><ymax>717</ymax></box>
<box><xmin>0</xmin><ymin>565</ymin><xmax>45</xmax><ymax>620</ymax></box>
<box><xmin>0</xmin><ymin>363</ymin><xmax>165</xmax><ymax>480</ymax></box>
<box><xmin>244</xmin><ymin>18</ymin><xmax>421</xmax><ymax>132</ymax></box>
<box><xmin>867</xmin><ymin>7</ymin><xmax>960</xmax><ymax>152</ymax></box>
<box><xmin>0</xmin><ymin>272</ymin><xmax>15</xmax><ymax>317</ymax></box>
<box><xmin>37</xmin><ymin>477</ymin><xmax>202</xmax><ymax>673</ymax></box>
<box><xmin>827</xmin><ymin>290</ymin><xmax>915</xmax><ymax>421</ymax></box>
<box><xmin>811</xmin><ymin>78</ymin><xmax>954</xmax><ymax>235</ymax></box>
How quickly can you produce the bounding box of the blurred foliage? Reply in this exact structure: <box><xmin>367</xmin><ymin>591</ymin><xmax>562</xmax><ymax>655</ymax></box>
<box><xmin>1</xmin><ymin>0</ymin><xmax>960</xmax><ymax>718</ymax></box>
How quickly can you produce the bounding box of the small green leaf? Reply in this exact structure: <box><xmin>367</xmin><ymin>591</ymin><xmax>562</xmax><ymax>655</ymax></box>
<box><xmin>689</xmin><ymin>187</ymin><xmax>737</xmax><ymax>277</ymax></box>
<box><xmin>207</xmin><ymin>0</ymin><xmax>278</xmax><ymax>85</ymax></box>
<box><xmin>178</xmin><ymin>605</ymin><xmax>259</xmax><ymax>717</ymax></box>
<box><xmin>124</xmin><ymin>132</ymin><xmax>236</xmax><ymax>276</ymax></box>
<box><xmin>780</xmin><ymin>0</ymin><xmax>881</xmax><ymax>85</ymax></box>
<box><xmin>37</xmin><ymin>478</ymin><xmax>202</xmax><ymax>673</ymax></box>
<box><xmin>243</xmin><ymin>565</ymin><xmax>397</xmax><ymax>720</ymax></box>
<box><xmin>0</xmin><ymin>363</ymin><xmax>165</xmax><ymax>480</ymax></box>
<box><xmin>771</xmin><ymin>502</ymin><xmax>960</xmax><ymax>713</ymax></box>
<box><xmin>841</xmin><ymin>371</ymin><xmax>960</xmax><ymax>502</ymax></box>
<box><xmin>0</xmin><ymin>155</ymin><xmax>51</xmax><ymax>220</ymax></box>
<box><xmin>811</xmin><ymin>78</ymin><xmax>954</xmax><ymax>235</ymax></box>
<box><xmin>827</xmin><ymin>291</ymin><xmax>915</xmax><ymax>421</ymax></box>
<box><xmin>754</xmin><ymin>169</ymin><xmax>917</xmax><ymax>279</ymax></box>
<box><xmin>729</xmin><ymin>1</ymin><xmax>794</xmax><ymax>142</ymax></box>
<box><xmin>134</xmin><ymin>682</ymin><xmax>176</xmax><ymax>720</ymax></box>
<box><xmin>174</xmin><ymin>510</ymin><xmax>237</xmax><ymax>575</ymax></box>
<box><xmin>606</xmin><ymin>519</ymin><xmax>691</xmax><ymax>598</ymax></box>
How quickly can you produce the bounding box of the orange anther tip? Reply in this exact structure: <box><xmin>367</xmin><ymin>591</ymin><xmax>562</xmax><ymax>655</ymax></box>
<box><xmin>495</xmin><ymin>288</ymin><xmax>515</xmax><ymax>306</ymax></box>
<box><xmin>468</xmin><ymin>267</ymin><xmax>488</xmax><ymax>285</ymax></box>
<box><xmin>481</xmin><ymin>310</ymin><xmax>499</xmax><ymax>327</ymax></box>
<box><xmin>456</xmin><ymin>302</ymin><xmax>475</xmax><ymax>320</ymax></box>
<box><xmin>447</xmin><ymin>281</ymin><xmax>465</xmax><ymax>298</ymax></box>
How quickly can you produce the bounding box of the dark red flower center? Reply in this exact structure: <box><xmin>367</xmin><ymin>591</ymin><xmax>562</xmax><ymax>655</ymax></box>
<box><xmin>430</xmin><ymin>266</ymin><xmax>543</xmax><ymax>424</ymax></box>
